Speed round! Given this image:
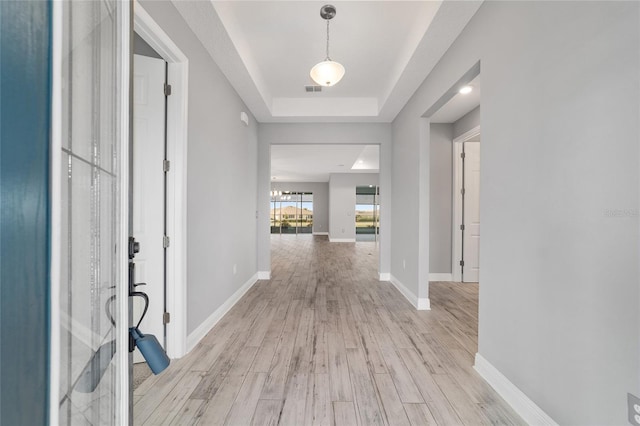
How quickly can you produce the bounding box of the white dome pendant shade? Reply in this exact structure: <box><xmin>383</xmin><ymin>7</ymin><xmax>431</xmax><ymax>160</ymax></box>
<box><xmin>310</xmin><ymin>60</ymin><xmax>345</xmax><ymax>87</ymax></box>
<box><xmin>310</xmin><ymin>5</ymin><xmax>345</xmax><ymax>87</ymax></box>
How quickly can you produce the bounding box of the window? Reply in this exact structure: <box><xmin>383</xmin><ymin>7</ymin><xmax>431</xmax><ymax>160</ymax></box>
<box><xmin>270</xmin><ymin>192</ymin><xmax>313</xmax><ymax>234</ymax></box>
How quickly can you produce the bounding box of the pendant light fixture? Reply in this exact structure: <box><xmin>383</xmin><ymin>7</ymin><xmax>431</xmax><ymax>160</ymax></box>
<box><xmin>310</xmin><ymin>4</ymin><xmax>345</xmax><ymax>87</ymax></box>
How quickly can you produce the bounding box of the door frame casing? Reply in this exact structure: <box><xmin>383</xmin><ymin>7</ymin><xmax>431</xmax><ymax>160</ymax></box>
<box><xmin>452</xmin><ymin>125</ymin><xmax>480</xmax><ymax>282</ymax></box>
<box><xmin>134</xmin><ymin>2</ymin><xmax>189</xmax><ymax>359</ymax></box>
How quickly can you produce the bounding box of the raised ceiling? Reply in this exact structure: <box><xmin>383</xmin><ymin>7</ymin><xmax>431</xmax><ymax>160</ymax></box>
<box><xmin>171</xmin><ymin>1</ymin><xmax>483</xmax><ymax>122</ymax></box>
<box><xmin>271</xmin><ymin>144</ymin><xmax>379</xmax><ymax>182</ymax></box>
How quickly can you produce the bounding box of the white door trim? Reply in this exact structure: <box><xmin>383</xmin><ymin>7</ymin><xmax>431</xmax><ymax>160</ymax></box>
<box><xmin>50</xmin><ymin>2</ymin><xmax>62</xmax><ymax>423</ymax></box>
<box><xmin>118</xmin><ymin>4</ymin><xmax>132</xmax><ymax>422</ymax></box>
<box><xmin>452</xmin><ymin>125</ymin><xmax>480</xmax><ymax>283</ymax></box>
<box><xmin>134</xmin><ymin>2</ymin><xmax>189</xmax><ymax>358</ymax></box>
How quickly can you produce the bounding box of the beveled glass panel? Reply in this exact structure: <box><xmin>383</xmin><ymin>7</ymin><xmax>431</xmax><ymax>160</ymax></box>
<box><xmin>59</xmin><ymin>0</ymin><xmax>123</xmax><ymax>424</ymax></box>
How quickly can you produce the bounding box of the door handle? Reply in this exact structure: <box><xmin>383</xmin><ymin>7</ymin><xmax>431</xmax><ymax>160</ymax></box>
<box><xmin>128</xmin><ymin>236</ymin><xmax>140</xmax><ymax>259</ymax></box>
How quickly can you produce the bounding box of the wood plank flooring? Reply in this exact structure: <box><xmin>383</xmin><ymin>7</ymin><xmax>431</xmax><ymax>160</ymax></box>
<box><xmin>134</xmin><ymin>235</ymin><xmax>524</xmax><ymax>426</ymax></box>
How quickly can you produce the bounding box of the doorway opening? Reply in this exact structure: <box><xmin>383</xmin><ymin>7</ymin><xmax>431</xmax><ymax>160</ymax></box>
<box><xmin>132</xmin><ymin>3</ymin><xmax>189</xmax><ymax>361</ymax></box>
<box><xmin>425</xmin><ymin>66</ymin><xmax>480</xmax><ymax>285</ymax></box>
<box><xmin>453</xmin><ymin>127</ymin><xmax>481</xmax><ymax>282</ymax></box>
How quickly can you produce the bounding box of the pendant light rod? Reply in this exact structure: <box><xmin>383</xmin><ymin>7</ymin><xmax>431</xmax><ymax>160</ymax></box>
<box><xmin>326</xmin><ymin>19</ymin><xmax>330</xmax><ymax>60</ymax></box>
<box><xmin>321</xmin><ymin>4</ymin><xmax>336</xmax><ymax>60</ymax></box>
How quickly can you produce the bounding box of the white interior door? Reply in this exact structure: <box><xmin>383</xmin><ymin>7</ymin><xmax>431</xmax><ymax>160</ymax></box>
<box><xmin>463</xmin><ymin>142</ymin><xmax>480</xmax><ymax>282</ymax></box>
<box><xmin>133</xmin><ymin>54</ymin><xmax>166</xmax><ymax>362</ymax></box>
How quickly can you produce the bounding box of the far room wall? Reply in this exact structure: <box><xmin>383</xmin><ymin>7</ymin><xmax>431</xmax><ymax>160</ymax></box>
<box><xmin>429</xmin><ymin>123</ymin><xmax>453</xmax><ymax>274</ymax></box>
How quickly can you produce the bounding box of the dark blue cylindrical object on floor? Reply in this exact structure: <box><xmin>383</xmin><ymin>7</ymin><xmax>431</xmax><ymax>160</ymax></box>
<box><xmin>130</xmin><ymin>327</ymin><xmax>170</xmax><ymax>374</ymax></box>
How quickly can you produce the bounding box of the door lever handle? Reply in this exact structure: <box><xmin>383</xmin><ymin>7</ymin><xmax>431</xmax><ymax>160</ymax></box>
<box><xmin>134</xmin><ymin>282</ymin><xmax>147</xmax><ymax>288</ymax></box>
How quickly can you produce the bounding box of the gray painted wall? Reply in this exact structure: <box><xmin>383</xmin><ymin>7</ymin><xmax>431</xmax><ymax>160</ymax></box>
<box><xmin>271</xmin><ymin>182</ymin><xmax>329</xmax><ymax>234</ymax></box>
<box><xmin>429</xmin><ymin>124</ymin><xmax>453</xmax><ymax>273</ymax></box>
<box><xmin>258</xmin><ymin>123</ymin><xmax>392</xmax><ymax>277</ymax></box>
<box><xmin>391</xmin><ymin>1</ymin><xmax>639</xmax><ymax>424</ymax></box>
<box><xmin>329</xmin><ymin>173</ymin><xmax>379</xmax><ymax>241</ymax></box>
<box><xmin>134</xmin><ymin>32</ymin><xmax>163</xmax><ymax>59</ymax></box>
<box><xmin>453</xmin><ymin>105</ymin><xmax>480</xmax><ymax>139</ymax></box>
<box><xmin>140</xmin><ymin>1</ymin><xmax>258</xmax><ymax>335</ymax></box>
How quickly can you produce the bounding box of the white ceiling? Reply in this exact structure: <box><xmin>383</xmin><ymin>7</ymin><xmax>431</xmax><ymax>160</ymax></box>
<box><xmin>430</xmin><ymin>75</ymin><xmax>481</xmax><ymax>123</ymax></box>
<box><xmin>171</xmin><ymin>0</ymin><xmax>484</xmax><ymax>122</ymax></box>
<box><xmin>271</xmin><ymin>144</ymin><xmax>379</xmax><ymax>182</ymax></box>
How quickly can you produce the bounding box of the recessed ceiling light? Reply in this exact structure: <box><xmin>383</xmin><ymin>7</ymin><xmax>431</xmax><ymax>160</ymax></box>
<box><xmin>369</xmin><ymin>185</ymin><xmax>373</xmax><ymax>188</ymax></box>
<box><xmin>459</xmin><ymin>85</ymin><xmax>473</xmax><ymax>95</ymax></box>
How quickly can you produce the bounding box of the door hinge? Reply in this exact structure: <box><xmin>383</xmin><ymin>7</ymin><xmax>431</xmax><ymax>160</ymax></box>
<box><xmin>459</xmin><ymin>260</ymin><xmax>465</xmax><ymax>267</ymax></box>
<box><xmin>461</xmin><ymin>188</ymin><xmax>466</xmax><ymax>196</ymax></box>
<box><xmin>164</xmin><ymin>83</ymin><xmax>172</xmax><ymax>96</ymax></box>
<box><xmin>163</xmin><ymin>235</ymin><xmax>170</xmax><ymax>248</ymax></box>
<box><xmin>460</xmin><ymin>152</ymin><xmax>466</xmax><ymax>159</ymax></box>
<box><xmin>163</xmin><ymin>159</ymin><xmax>171</xmax><ymax>172</ymax></box>
<box><xmin>163</xmin><ymin>312</ymin><xmax>171</xmax><ymax>324</ymax></box>
<box><xmin>460</xmin><ymin>224</ymin><xmax>465</xmax><ymax>231</ymax></box>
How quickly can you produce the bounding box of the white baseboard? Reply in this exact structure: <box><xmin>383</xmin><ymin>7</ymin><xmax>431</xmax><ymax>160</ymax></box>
<box><xmin>389</xmin><ymin>275</ymin><xmax>430</xmax><ymax>311</ymax></box>
<box><xmin>313</xmin><ymin>232</ymin><xmax>328</xmax><ymax>236</ymax></box>
<box><xmin>417</xmin><ymin>298</ymin><xmax>431</xmax><ymax>310</ymax></box>
<box><xmin>186</xmin><ymin>273</ymin><xmax>258</xmax><ymax>353</ymax></box>
<box><xmin>329</xmin><ymin>238</ymin><xmax>356</xmax><ymax>243</ymax></box>
<box><xmin>474</xmin><ymin>353</ymin><xmax>558</xmax><ymax>426</ymax></box>
<box><xmin>257</xmin><ymin>271</ymin><xmax>271</xmax><ymax>280</ymax></box>
<box><xmin>379</xmin><ymin>273</ymin><xmax>390</xmax><ymax>281</ymax></box>
<box><xmin>429</xmin><ymin>273</ymin><xmax>453</xmax><ymax>281</ymax></box>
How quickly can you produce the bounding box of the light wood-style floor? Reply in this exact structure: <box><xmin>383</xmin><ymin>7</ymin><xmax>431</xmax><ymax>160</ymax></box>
<box><xmin>134</xmin><ymin>235</ymin><xmax>523</xmax><ymax>425</ymax></box>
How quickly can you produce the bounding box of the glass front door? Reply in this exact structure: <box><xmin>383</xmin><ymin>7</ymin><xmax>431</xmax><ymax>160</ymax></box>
<box><xmin>57</xmin><ymin>1</ymin><xmax>127</xmax><ymax>424</ymax></box>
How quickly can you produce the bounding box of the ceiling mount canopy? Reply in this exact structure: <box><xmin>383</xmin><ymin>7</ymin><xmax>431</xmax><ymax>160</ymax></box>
<box><xmin>310</xmin><ymin>4</ymin><xmax>345</xmax><ymax>87</ymax></box>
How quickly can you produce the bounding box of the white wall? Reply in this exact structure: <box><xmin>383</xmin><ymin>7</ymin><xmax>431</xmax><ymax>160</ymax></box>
<box><xmin>139</xmin><ymin>1</ymin><xmax>258</xmax><ymax>335</ymax></box>
<box><xmin>258</xmin><ymin>123</ymin><xmax>392</xmax><ymax>278</ymax></box>
<box><xmin>429</xmin><ymin>124</ymin><xmax>453</xmax><ymax>273</ymax></box>
<box><xmin>328</xmin><ymin>173</ymin><xmax>379</xmax><ymax>242</ymax></box>
<box><xmin>271</xmin><ymin>182</ymin><xmax>329</xmax><ymax>234</ymax></box>
<box><xmin>391</xmin><ymin>2</ymin><xmax>639</xmax><ymax>424</ymax></box>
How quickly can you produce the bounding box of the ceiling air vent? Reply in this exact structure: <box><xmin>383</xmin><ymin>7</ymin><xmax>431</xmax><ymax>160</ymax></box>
<box><xmin>305</xmin><ymin>85</ymin><xmax>322</xmax><ymax>93</ymax></box>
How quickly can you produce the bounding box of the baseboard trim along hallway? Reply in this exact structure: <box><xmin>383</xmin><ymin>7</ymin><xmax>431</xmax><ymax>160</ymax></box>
<box><xmin>474</xmin><ymin>353</ymin><xmax>558</xmax><ymax>426</ymax></box>
<box><xmin>257</xmin><ymin>271</ymin><xmax>271</xmax><ymax>280</ymax></box>
<box><xmin>328</xmin><ymin>238</ymin><xmax>356</xmax><ymax>243</ymax></box>
<box><xmin>186</xmin><ymin>273</ymin><xmax>259</xmax><ymax>353</ymax></box>
<box><xmin>429</xmin><ymin>273</ymin><xmax>453</xmax><ymax>281</ymax></box>
<box><xmin>390</xmin><ymin>274</ymin><xmax>430</xmax><ymax>310</ymax></box>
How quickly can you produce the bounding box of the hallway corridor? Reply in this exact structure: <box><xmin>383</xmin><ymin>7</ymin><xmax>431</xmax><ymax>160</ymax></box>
<box><xmin>134</xmin><ymin>236</ymin><xmax>523</xmax><ymax>425</ymax></box>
